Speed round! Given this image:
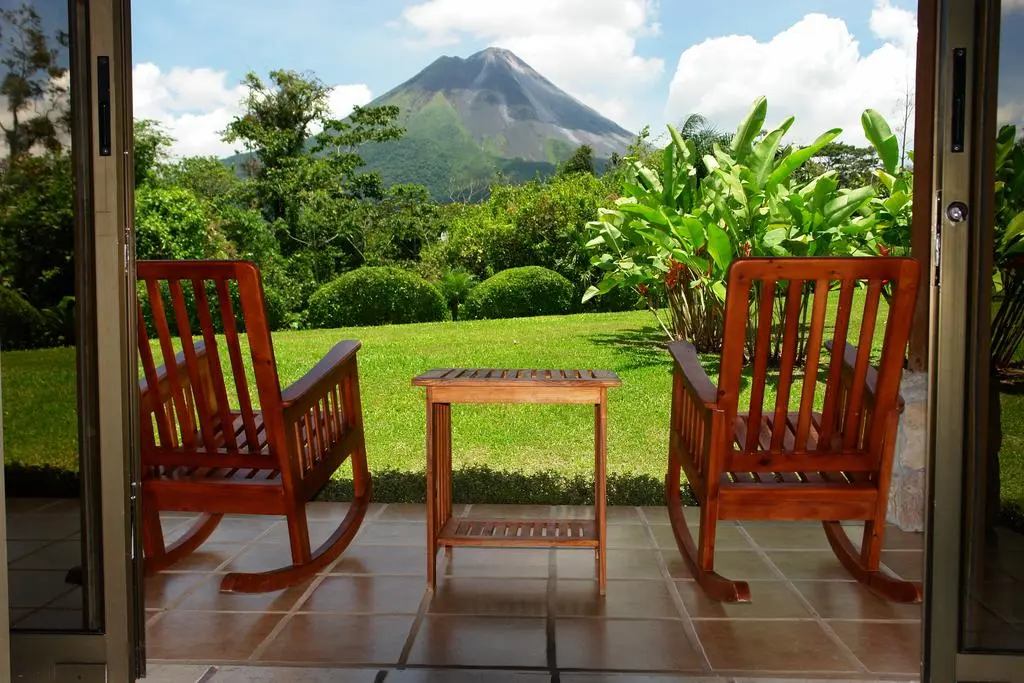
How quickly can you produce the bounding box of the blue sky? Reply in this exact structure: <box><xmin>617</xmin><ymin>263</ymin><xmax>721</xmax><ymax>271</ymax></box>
<box><xmin>129</xmin><ymin>0</ymin><xmax>930</xmax><ymax>157</ymax></box>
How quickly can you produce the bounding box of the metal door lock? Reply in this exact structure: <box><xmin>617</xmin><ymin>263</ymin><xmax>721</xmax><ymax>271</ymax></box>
<box><xmin>946</xmin><ymin>201</ymin><xmax>969</xmax><ymax>223</ymax></box>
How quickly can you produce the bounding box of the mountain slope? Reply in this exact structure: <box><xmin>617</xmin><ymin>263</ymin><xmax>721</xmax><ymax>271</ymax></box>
<box><xmin>360</xmin><ymin>47</ymin><xmax>634</xmax><ymax>200</ymax></box>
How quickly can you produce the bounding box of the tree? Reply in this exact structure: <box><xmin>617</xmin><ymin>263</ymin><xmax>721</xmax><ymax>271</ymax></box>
<box><xmin>161</xmin><ymin>155</ymin><xmax>241</xmax><ymax>207</ymax></box>
<box><xmin>792</xmin><ymin>141</ymin><xmax>879</xmax><ymax>188</ymax></box>
<box><xmin>221</xmin><ymin>69</ymin><xmax>406</xmax><ymax>283</ymax></box>
<box><xmin>0</xmin><ymin>3</ymin><xmax>69</xmax><ymax>161</ymax></box>
<box><xmin>133</xmin><ymin>119</ymin><xmax>173</xmax><ymax>187</ymax></box>
<box><xmin>560</xmin><ymin>144</ymin><xmax>594</xmax><ymax>176</ymax></box>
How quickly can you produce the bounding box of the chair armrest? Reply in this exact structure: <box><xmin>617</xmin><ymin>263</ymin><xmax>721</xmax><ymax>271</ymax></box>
<box><xmin>668</xmin><ymin>341</ymin><xmax>718</xmax><ymax>407</ymax></box>
<box><xmin>825</xmin><ymin>340</ymin><xmax>905</xmax><ymax>413</ymax></box>
<box><xmin>139</xmin><ymin>341</ymin><xmax>207</xmax><ymax>399</ymax></box>
<box><xmin>281</xmin><ymin>340</ymin><xmax>361</xmax><ymax>408</ymax></box>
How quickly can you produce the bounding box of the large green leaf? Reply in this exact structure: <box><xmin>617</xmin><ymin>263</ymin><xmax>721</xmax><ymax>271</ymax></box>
<box><xmin>618</xmin><ymin>202</ymin><xmax>670</xmax><ymax>227</ymax></box>
<box><xmin>705</xmin><ymin>224</ymin><xmax>734</xmax><ymax>272</ymax></box>
<box><xmin>861</xmin><ymin>109</ymin><xmax>900</xmax><ymax>174</ymax></box>
<box><xmin>824</xmin><ymin>186</ymin><xmax>876</xmax><ymax>227</ymax></box>
<box><xmin>749</xmin><ymin>116</ymin><xmax>795</xmax><ymax>189</ymax></box>
<box><xmin>768</xmin><ymin>128</ymin><xmax>841</xmax><ymax>187</ymax></box>
<box><xmin>731</xmin><ymin>96</ymin><xmax>768</xmax><ymax>163</ymax></box>
<box><xmin>1003</xmin><ymin>210</ymin><xmax>1024</xmax><ymax>249</ymax></box>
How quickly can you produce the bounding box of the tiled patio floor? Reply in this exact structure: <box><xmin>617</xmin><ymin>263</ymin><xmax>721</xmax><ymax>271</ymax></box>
<box><xmin>9</xmin><ymin>500</ymin><xmax>928</xmax><ymax>681</ymax></box>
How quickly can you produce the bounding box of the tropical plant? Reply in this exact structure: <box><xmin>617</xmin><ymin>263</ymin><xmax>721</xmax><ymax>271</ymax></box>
<box><xmin>437</xmin><ymin>268</ymin><xmax>477</xmax><ymax>320</ymax></box>
<box><xmin>584</xmin><ymin>96</ymin><xmax>877</xmax><ymax>354</ymax></box>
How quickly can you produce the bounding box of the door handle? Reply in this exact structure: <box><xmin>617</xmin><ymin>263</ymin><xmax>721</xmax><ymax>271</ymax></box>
<box><xmin>951</xmin><ymin>47</ymin><xmax>966</xmax><ymax>153</ymax></box>
<box><xmin>97</xmin><ymin>55</ymin><xmax>110</xmax><ymax>156</ymax></box>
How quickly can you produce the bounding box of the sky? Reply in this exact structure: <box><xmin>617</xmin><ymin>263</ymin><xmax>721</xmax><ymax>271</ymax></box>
<box><xmin>125</xmin><ymin>0</ymin><xmax>1024</xmax><ymax>159</ymax></box>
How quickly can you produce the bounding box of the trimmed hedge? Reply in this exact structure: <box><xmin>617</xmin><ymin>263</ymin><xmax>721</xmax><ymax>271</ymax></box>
<box><xmin>0</xmin><ymin>287</ymin><xmax>46</xmax><ymax>350</ymax></box>
<box><xmin>307</xmin><ymin>267</ymin><xmax>449</xmax><ymax>329</ymax></box>
<box><xmin>461</xmin><ymin>266</ymin><xmax>574</xmax><ymax>320</ymax></box>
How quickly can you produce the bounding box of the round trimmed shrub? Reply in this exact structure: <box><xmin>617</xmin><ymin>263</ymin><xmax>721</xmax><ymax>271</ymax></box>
<box><xmin>461</xmin><ymin>267</ymin><xmax>574</xmax><ymax>320</ymax></box>
<box><xmin>307</xmin><ymin>267</ymin><xmax>449</xmax><ymax>328</ymax></box>
<box><xmin>0</xmin><ymin>286</ymin><xmax>46</xmax><ymax>350</ymax></box>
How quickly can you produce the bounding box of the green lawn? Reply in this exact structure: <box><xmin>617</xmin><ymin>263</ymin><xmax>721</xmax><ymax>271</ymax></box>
<box><xmin>3</xmin><ymin>309</ymin><xmax>1023</xmax><ymax>507</ymax></box>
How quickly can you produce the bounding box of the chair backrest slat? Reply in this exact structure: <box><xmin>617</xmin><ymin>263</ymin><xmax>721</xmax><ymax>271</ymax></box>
<box><xmin>818</xmin><ymin>279</ymin><xmax>856</xmax><ymax>449</ymax></box>
<box><xmin>137</xmin><ymin>260</ymin><xmax>284</xmax><ymax>469</ymax></box>
<box><xmin>192</xmin><ymin>278</ymin><xmax>239</xmax><ymax>453</ymax></box>
<box><xmin>794</xmin><ymin>278</ymin><xmax>830</xmax><ymax>451</ymax></box>
<box><xmin>770</xmin><ymin>279</ymin><xmax>804</xmax><ymax>450</ymax></box>
<box><xmin>744</xmin><ymin>280</ymin><xmax>775</xmax><ymax>451</ymax></box>
<box><xmin>718</xmin><ymin>257</ymin><xmax>919</xmax><ymax>470</ymax></box>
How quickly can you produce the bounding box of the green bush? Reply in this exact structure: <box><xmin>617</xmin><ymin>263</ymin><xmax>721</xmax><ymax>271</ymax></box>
<box><xmin>307</xmin><ymin>266</ymin><xmax>450</xmax><ymax>328</ymax></box>
<box><xmin>0</xmin><ymin>287</ymin><xmax>46</xmax><ymax>350</ymax></box>
<box><xmin>461</xmin><ymin>266</ymin><xmax>573</xmax><ymax>320</ymax></box>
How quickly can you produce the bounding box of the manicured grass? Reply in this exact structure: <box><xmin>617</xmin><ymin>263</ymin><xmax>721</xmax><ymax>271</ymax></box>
<box><xmin>3</xmin><ymin>308</ymin><xmax>1023</xmax><ymax>508</ymax></box>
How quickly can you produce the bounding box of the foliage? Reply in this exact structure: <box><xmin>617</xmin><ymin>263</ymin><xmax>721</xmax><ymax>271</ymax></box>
<box><xmin>859</xmin><ymin>110</ymin><xmax>912</xmax><ymax>258</ymax></box>
<box><xmin>349</xmin><ymin>183</ymin><xmax>444</xmax><ymax>267</ymax></box>
<box><xmin>585</xmin><ymin>96</ymin><xmax>877</xmax><ymax>352</ymax></box>
<box><xmin>0</xmin><ymin>3</ymin><xmax>69</xmax><ymax>161</ymax></box>
<box><xmin>160</xmin><ymin>154</ymin><xmax>241</xmax><ymax>207</ymax></box>
<box><xmin>793</xmin><ymin>141</ymin><xmax>880</xmax><ymax>189</ymax></box>
<box><xmin>134</xmin><ymin>184</ymin><xmax>227</xmax><ymax>261</ymax></box>
<box><xmin>133</xmin><ymin>119</ymin><xmax>174</xmax><ymax>188</ymax></box>
<box><xmin>461</xmin><ymin>266</ymin><xmax>574</xmax><ymax>320</ymax></box>
<box><xmin>0</xmin><ymin>150</ymin><xmax>74</xmax><ymax>308</ymax></box>
<box><xmin>560</xmin><ymin>144</ymin><xmax>595</xmax><ymax>176</ymax></box>
<box><xmin>307</xmin><ymin>266</ymin><xmax>449</xmax><ymax>328</ymax></box>
<box><xmin>436</xmin><ymin>268</ymin><xmax>477</xmax><ymax>320</ymax></box>
<box><xmin>0</xmin><ymin>285</ymin><xmax>44</xmax><ymax>349</ymax></box>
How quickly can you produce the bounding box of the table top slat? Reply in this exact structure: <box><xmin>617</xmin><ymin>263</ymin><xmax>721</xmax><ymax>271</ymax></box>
<box><xmin>413</xmin><ymin>367</ymin><xmax>621</xmax><ymax>388</ymax></box>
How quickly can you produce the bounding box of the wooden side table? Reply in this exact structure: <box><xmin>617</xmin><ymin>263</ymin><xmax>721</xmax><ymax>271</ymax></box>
<box><xmin>412</xmin><ymin>368</ymin><xmax>621</xmax><ymax>595</ymax></box>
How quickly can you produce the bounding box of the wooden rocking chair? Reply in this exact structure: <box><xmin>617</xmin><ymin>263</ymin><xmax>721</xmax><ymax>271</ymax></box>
<box><xmin>137</xmin><ymin>260</ymin><xmax>372</xmax><ymax>593</ymax></box>
<box><xmin>665</xmin><ymin>256</ymin><xmax>922</xmax><ymax>603</ymax></box>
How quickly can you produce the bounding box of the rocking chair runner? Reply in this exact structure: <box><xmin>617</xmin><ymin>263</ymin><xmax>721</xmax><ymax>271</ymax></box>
<box><xmin>137</xmin><ymin>260</ymin><xmax>372</xmax><ymax>593</ymax></box>
<box><xmin>666</xmin><ymin>256</ymin><xmax>922</xmax><ymax>604</ymax></box>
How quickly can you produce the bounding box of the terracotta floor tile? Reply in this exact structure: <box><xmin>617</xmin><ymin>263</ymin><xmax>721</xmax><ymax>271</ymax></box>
<box><xmin>766</xmin><ymin>551</ymin><xmax>851</xmax><ymax>581</ymax></box>
<box><xmin>137</xmin><ymin>664</ymin><xmax>215</xmax><ymax>683</ymax></box>
<box><xmin>558</xmin><ymin>549</ymin><xmax>662</xmax><ymax>580</ymax></box>
<box><xmin>436</xmin><ymin>547</ymin><xmax>550</xmax><ymax>579</ymax></box>
<box><xmin>741</xmin><ymin>523</ymin><xmax>832</xmax><ymax>550</ymax></box>
<box><xmin>841</xmin><ymin>524</ymin><xmax>925</xmax><ymax>552</ymax></box>
<box><xmin>606</xmin><ymin>524</ymin><xmax>653</xmax><ymax>548</ymax></box>
<box><xmin>304</xmin><ymin>502</ymin><xmax>354</xmax><ymax>520</ymax></box>
<box><xmin>677</xmin><ymin>581</ymin><xmax>812</xmax><ymax>619</ymax></box>
<box><xmin>554</xmin><ymin>579</ymin><xmax>679</xmax><ymax>619</ymax></box>
<box><xmin>331</xmin><ymin>545</ymin><xmax>427</xmax><ymax>576</ymax></box>
<box><xmin>385</xmin><ymin>669</ymin><xmax>550</xmax><ymax>682</ymax></box>
<box><xmin>663</xmin><ymin>550</ymin><xmax>777</xmax><ymax>581</ymax></box>
<box><xmin>5</xmin><ymin>498</ymin><xmax>57</xmax><ymax>514</ymax></box>
<box><xmin>355</xmin><ymin>522</ymin><xmax>427</xmax><ymax>546</ymax></box>
<box><xmin>607</xmin><ymin>506</ymin><xmax>644</xmax><ymax>525</ymax></box>
<box><xmin>145</xmin><ymin>573</ymin><xmax>209</xmax><ymax>609</ymax></box>
<box><xmin>556</xmin><ymin>618</ymin><xmax>702</xmax><ymax>671</ymax></box>
<box><xmin>639</xmin><ymin>506</ymin><xmax>672</xmax><ymax>525</ymax></box>
<box><xmin>206</xmin><ymin>516</ymin><xmax>279</xmax><ymax>543</ymax></box>
<box><xmin>881</xmin><ymin>551</ymin><xmax>924</xmax><ymax>581</ymax></box>
<box><xmin>828</xmin><ymin>620</ymin><xmax>921</xmax><ymax>674</ymax></box>
<box><xmin>377</xmin><ymin>503</ymin><xmax>468</xmax><ymax>522</ymax></box>
<box><xmin>427</xmin><ymin>578</ymin><xmax>548</xmax><ymax>616</ymax></box>
<box><xmin>6</xmin><ymin>540</ymin><xmax>51</xmax><ymax>563</ymax></box>
<box><xmin>162</xmin><ymin>542</ymin><xmax>248</xmax><ymax>572</ymax></box>
<box><xmin>205</xmin><ymin>665</ymin><xmax>378</xmax><ymax>682</ymax></box>
<box><xmin>649</xmin><ymin>524</ymin><xmax>751</xmax><ymax>551</ymax></box>
<box><xmin>793</xmin><ymin>580</ymin><xmax>923</xmax><ymax>620</ymax></box>
<box><xmin>146</xmin><ymin>611</ymin><xmax>284</xmax><ymax>661</ymax></box>
<box><xmin>173</xmin><ymin>574</ymin><xmax>311</xmax><ymax>613</ymax></box>
<box><xmin>258</xmin><ymin>614</ymin><xmax>413</xmax><ymax>664</ymax></box>
<box><xmin>299</xmin><ymin>576</ymin><xmax>424</xmax><ymax>614</ymax></box>
<box><xmin>221</xmin><ymin>543</ymin><xmax>304</xmax><ymax>574</ymax></box>
<box><xmin>694</xmin><ymin>620</ymin><xmax>857</xmax><ymax>672</ymax></box>
<box><xmin>408</xmin><ymin>615</ymin><xmax>548</xmax><ymax>668</ymax></box>
<box><xmin>258</xmin><ymin>520</ymin><xmax>352</xmax><ymax>547</ymax></box>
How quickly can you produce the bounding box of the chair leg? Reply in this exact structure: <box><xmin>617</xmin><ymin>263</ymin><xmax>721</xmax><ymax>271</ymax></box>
<box><xmin>822</xmin><ymin>520</ymin><xmax>922</xmax><ymax>603</ymax></box>
<box><xmin>221</xmin><ymin>471</ymin><xmax>376</xmax><ymax>593</ymax></box>
<box><xmin>665</xmin><ymin>460</ymin><xmax>750</xmax><ymax>602</ymax></box>
<box><xmin>143</xmin><ymin>509</ymin><xmax>223</xmax><ymax>577</ymax></box>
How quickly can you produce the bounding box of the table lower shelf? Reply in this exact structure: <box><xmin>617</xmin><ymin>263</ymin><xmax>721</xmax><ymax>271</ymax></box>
<box><xmin>437</xmin><ymin>517</ymin><xmax>599</xmax><ymax>548</ymax></box>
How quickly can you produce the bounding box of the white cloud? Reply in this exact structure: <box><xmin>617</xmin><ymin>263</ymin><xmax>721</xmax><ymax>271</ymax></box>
<box><xmin>666</xmin><ymin>0</ymin><xmax>918</xmax><ymax>148</ymax></box>
<box><xmin>1005</xmin><ymin>0</ymin><xmax>1024</xmax><ymax>13</ymax></box>
<box><xmin>132</xmin><ymin>63</ymin><xmax>373</xmax><ymax>158</ymax></box>
<box><xmin>998</xmin><ymin>101</ymin><xmax>1024</xmax><ymax>130</ymax></box>
<box><xmin>400</xmin><ymin>0</ymin><xmax>662</xmax><ymax>130</ymax></box>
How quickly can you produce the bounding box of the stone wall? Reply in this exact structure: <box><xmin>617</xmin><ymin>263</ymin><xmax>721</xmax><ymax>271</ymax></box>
<box><xmin>887</xmin><ymin>370</ymin><xmax>928</xmax><ymax>532</ymax></box>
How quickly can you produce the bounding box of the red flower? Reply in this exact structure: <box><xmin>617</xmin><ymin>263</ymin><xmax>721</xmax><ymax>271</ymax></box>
<box><xmin>638</xmin><ymin>284</ymin><xmax>649</xmax><ymax>295</ymax></box>
<box><xmin>878</xmin><ymin>244</ymin><xmax>891</xmax><ymax>256</ymax></box>
<box><xmin>743</xmin><ymin>242</ymin><xmax>752</xmax><ymax>257</ymax></box>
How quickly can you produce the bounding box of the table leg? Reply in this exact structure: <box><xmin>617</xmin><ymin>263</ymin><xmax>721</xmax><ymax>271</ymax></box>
<box><xmin>595</xmin><ymin>392</ymin><xmax>608</xmax><ymax>596</ymax></box>
<box><xmin>426</xmin><ymin>394</ymin><xmax>437</xmax><ymax>591</ymax></box>
<box><xmin>436</xmin><ymin>402</ymin><xmax>453</xmax><ymax>556</ymax></box>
